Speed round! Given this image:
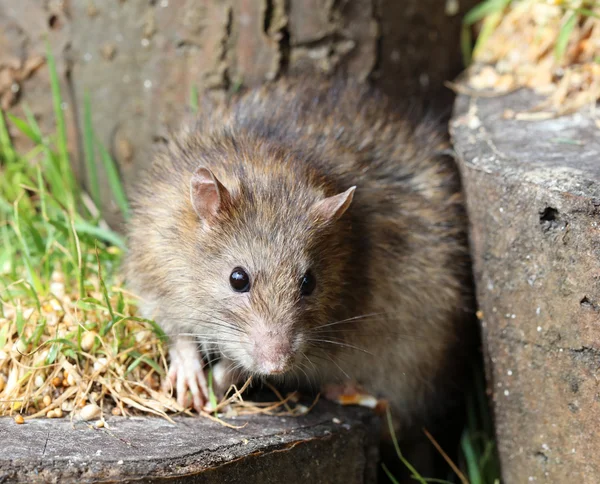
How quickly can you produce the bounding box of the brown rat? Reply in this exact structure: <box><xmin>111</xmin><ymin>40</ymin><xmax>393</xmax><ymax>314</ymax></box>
<box><xmin>125</xmin><ymin>78</ymin><xmax>475</xmax><ymax>433</ymax></box>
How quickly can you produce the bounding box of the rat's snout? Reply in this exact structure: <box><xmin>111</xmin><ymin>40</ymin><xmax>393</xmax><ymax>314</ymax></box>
<box><xmin>248</xmin><ymin>327</ymin><xmax>295</xmax><ymax>375</ymax></box>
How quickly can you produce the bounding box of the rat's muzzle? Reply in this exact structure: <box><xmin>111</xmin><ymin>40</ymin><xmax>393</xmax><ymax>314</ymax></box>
<box><xmin>248</xmin><ymin>327</ymin><xmax>295</xmax><ymax>375</ymax></box>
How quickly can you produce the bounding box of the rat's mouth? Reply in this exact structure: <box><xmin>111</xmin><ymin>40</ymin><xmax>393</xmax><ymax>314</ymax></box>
<box><xmin>252</xmin><ymin>352</ymin><xmax>295</xmax><ymax>376</ymax></box>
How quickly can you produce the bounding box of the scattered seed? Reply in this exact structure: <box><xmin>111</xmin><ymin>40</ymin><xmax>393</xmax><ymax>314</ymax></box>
<box><xmin>52</xmin><ymin>377</ymin><xmax>62</xmax><ymax>387</ymax></box>
<box><xmin>111</xmin><ymin>407</ymin><xmax>121</xmax><ymax>416</ymax></box>
<box><xmin>14</xmin><ymin>414</ymin><xmax>24</xmax><ymax>424</ymax></box>
<box><xmin>43</xmin><ymin>395</ymin><xmax>52</xmax><ymax>407</ymax></box>
<box><xmin>81</xmin><ymin>332</ymin><xmax>97</xmax><ymax>351</ymax></box>
<box><xmin>79</xmin><ymin>403</ymin><xmax>102</xmax><ymax>421</ymax></box>
<box><xmin>13</xmin><ymin>339</ymin><xmax>28</xmax><ymax>354</ymax></box>
<box><xmin>66</xmin><ymin>373</ymin><xmax>76</xmax><ymax>386</ymax></box>
<box><xmin>50</xmin><ymin>281</ymin><xmax>65</xmax><ymax>299</ymax></box>
<box><xmin>94</xmin><ymin>358</ymin><xmax>108</xmax><ymax>373</ymax></box>
<box><xmin>34</xmin><ymin>375</ymin><xmax>45</xmax><ymax>388</ymax></box>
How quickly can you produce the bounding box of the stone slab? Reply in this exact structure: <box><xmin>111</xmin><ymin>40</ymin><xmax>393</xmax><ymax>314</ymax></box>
<box><xmin>0</xmin><ymin>401</ymin><xmax>379</xmax><ymax>483</ymax></box>
<box><xmin>451</xmin><ymin>90</ymin><xmax>600</xmax><ymax>483</ymax></box>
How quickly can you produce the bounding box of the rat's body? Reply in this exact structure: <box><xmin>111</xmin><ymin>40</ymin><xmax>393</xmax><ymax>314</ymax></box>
<box><xmin>125</xmin><ymin>79</ymin><xmax>474</xmax><ymax>432</ymax></box>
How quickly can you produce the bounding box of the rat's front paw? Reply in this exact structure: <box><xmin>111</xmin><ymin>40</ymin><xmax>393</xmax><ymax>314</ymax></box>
<box><xmin>164</xmin><ymin>338</ymin><xmax>209</xmax><ymax>412</ymax></box>
<box><xmin>211</xmin><ymin>358</ymin><xmax>242</xmax><ymax>401</ymax></box>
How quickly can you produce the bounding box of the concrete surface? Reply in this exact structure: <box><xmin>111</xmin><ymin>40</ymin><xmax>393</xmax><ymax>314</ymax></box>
<box><xmin>451</xmin><ymin>89</ymin><xmax>600</xmax><ymax>483</ymax></box>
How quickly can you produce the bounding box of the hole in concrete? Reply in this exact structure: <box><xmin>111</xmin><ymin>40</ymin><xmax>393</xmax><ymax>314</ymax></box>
<box><xmin>539</xmin><ymin>207</ymin><xmax>560</xmax><ymax>232</ymax></box>
<box><xmin>580</xmin><ymin>296</ymin><xmax>592</xmax><ymax>307</ymax></box>
<box><xmin>540</xmin><ymin>207</ymin><xmax>558</xmax><ymax>222</ymax></box>
<box><xmin>568</xmin><ymin>402</ymin><xmax>579</xmax><ymax>413</ymax></box>
<box><xmin>48</xmin><ymin>15</ymin><xmax>60</xmax><ymax>30</ymax></box>
<box><xmin>534</xmin><ymin>451</ymin><xmax>548</xmax><ymax>464</ymax></box>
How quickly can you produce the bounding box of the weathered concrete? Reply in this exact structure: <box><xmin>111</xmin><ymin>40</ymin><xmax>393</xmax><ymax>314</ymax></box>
<box><xmin>0</xmin><ymin>401</ymin><xmax>379</xmax><ymax>483</ymax></box>
<box><xmin>451</xmin><ymin>90</ymin><xmax>600</xmax><ymax>483</ymax></box>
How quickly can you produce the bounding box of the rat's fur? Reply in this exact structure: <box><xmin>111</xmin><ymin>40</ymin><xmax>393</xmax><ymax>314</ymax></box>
<box><xmin>125</xmin><ymin>78</ymin><xmax>475</xmax><ymax>432</ymax></box>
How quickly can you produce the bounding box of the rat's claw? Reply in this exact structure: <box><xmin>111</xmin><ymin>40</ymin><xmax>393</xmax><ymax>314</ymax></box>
<box><xmin>166</xmin><ymin>338</ymin><xmax>209</xmax><ymax>413</ymax></box>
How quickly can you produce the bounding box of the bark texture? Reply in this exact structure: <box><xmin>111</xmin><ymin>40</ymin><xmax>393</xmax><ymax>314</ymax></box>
<box><xmin>0</xmin><ymin>402</ymin><xmax>380</xmax><ymax>483</ymax></box>
<box><xmin>451</xmin><ymin>89</ymin><xmax>600</xmax><ymax>483</ymax></box>
<box><xmin>0</xmin><ymin>0</ymin><xmax>476</xmax><ymax>226</ymax></box>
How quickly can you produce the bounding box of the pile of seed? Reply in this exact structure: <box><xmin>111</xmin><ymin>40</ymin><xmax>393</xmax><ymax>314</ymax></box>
<box><xmin>464</xmin><ymin>0</ymin><xmax>600</xmax><ymax>119</ymax></box>
<box><xmin>0</xmin><ymin>271</ymin><xmax>314</xmax><ymax>425</ymax></box>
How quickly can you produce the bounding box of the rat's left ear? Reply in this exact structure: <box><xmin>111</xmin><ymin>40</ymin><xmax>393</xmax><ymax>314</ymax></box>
<box><xmin>311</xmin><ymin>186</ymin><xmax>356</xmax><ymax>224</ymax></box>
<box><xmin>190</xmin><ymin>166</ymin><xmax>231</xmax><ymax>225</ymax></box>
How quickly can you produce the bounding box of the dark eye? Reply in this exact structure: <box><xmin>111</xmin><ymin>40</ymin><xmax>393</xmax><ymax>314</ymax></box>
<box><xmin>230</xmin><ymin>267</ymin><xmax>251</xmax><ymax>292</ymax></box>
<box><xmin>300</xmin><ymin>271</ymin><xmax>316</xmax><ymax>296</ymax></box>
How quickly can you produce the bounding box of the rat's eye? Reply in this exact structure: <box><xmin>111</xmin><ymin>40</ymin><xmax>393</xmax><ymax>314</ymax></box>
<box><xmin>230</xmin><ymin>267</ymin><xmax>251</xmax><ymax>292</ymax></box>
<box><xmin>300</xmin><ymin>271</ymin><xmax>316</xmax><ymax>296</ymax></box>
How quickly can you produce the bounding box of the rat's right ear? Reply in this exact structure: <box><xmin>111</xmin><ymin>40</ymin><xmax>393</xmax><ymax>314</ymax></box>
<box><xmin>190</xmin><ymin>167</ymin><xmax>230</xmax><ymax>224</ymax></box>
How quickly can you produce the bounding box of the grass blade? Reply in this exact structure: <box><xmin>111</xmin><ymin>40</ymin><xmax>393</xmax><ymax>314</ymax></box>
<box><xmin>386</xmin><ymin>407</ymin><xmax>428</xmax><ymax>484</ymax></box>
<box><xmin>82</xmin><ymin>92</ymin><xmax>101</xmax><ymax>211</ymax></box>
<box><xmin>555</xmin><ymin>11</ymin><xmax>577</xmax><ymax>61</ymax></box>
<box><xmin>97</xmin><ymin>140</ymin><xmax>130</xmax><ymax>220</ymax></box>
<box><xmin>0</xmin><ymin>110</ymin><xmax>15</xmax><ymax>165</ymax></box>
<box><xmin>46</xmin><ymin>45</ymin><xmax>76</xmax><ymax>214</ymax></box>
<box><xmin>190</xmin><ymin>85</ymin><xmax>199</xmax><ymax>112</ymax></box>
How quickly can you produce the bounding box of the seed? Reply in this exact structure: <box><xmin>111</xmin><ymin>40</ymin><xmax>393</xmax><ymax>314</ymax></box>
<box><xmin>93</xmin><ymin>358</ymin><xmax>108</xmax><ymax>373</ymax></box>
<box><xmin>54</xmin><ymin>408</ymin><xmax>64</xmax><ymax>418</ymax></box>
<box><xmin>111</xmin><ymin>407</ymin><xmax>121</xmax><ymax>416</ymax></box>
<box><xmin>13</xmin><ymin>339</ymin><xmax>27</xmax><ymax>354</ymax></box>
<box><xmin>34</xmin><ymin>374</ymin><xmax>45</xmax><ymax>388</ymax></box>
<box><xmin>62</xmin><ymin>378</ymin><xmax>69</xmax><ymax>387</ymax></box>
<box><xmin>14</xmin><ymin>414</ymin><xmax>24</xmax><ymax>424</ymax></box>
<box><xmin>66</xmin><ymin>373</ymin><xmax>76</xmax><ymax>386</ymax></box>
<box><xmin>51</xmin><ymin>270</ymin><xmax>65</xmax><ymax>283</ymax></box>
<box><xmin>43</xmin><ymin>395</ymin><xmax>52</xmax><ymax>407</ymax></box>
<box><xmin>62</xmin><ymin>400</ymin><xmax>74</xmax><ymax>412</ymax></box>
<box><xmin>94</xmin><ymin>420</ymin><xmax>105</xmax><ymax>428</ymax></box>
<box><xmin>52</xmin><ymin>377</ymin><xmax>62</xmax><ymax>387</ymax></box>
<box><xmin>79</xmin><ymin>403</ymin><xmax>101</xmax><ymax>421</ymax></box>
<box><xmin>12</xmin><ymin>402</ymin><xmax>22</xmax><ymax>411</ymax></box>
<box><xmin>47</xmin><ymin>409</ymin><xmax>56</xmax><ymax>418</ymax></box>
<box><xmin>50</xmin><ymin>281</ymin><xmax>65</xmax><ymax>299</ymax></box>
<box><xmin>81</xmin><ymin>332</ymin><xmax>97</xmax><ymax>351</ymax></box>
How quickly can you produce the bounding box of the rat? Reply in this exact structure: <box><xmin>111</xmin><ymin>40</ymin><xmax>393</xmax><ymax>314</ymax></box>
<box><xmin>125</xmin><ymin>78</ymin><xmax>475</xmax><ymax>434</ymax></box>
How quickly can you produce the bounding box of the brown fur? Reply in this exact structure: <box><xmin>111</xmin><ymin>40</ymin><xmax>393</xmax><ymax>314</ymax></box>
<box><xmin>125</xmin><ymin>78</ymin><xmax>475</xmax><ymax>432</ymax></box>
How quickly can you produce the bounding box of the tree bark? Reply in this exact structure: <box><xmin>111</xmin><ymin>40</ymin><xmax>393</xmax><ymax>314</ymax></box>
<box><xmin>0</xmin><ymin>0</ymin><xmax>477</xmax><ymax>226</ymax></box>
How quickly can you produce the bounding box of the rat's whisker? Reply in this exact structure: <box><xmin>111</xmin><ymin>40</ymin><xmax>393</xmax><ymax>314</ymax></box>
<box><xmin>306</xmin><ymin>338</ymin><xmax>373</xmax><ymax>355</ymax></box>
<box><xmin>311</xmin><ymin>312</ymin><xmax>388</xmax><ymax>330</ymax></box>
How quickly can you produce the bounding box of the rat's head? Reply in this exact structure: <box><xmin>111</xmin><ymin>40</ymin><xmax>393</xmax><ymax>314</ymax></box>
<box><xmin>185</xmin><ymin>163</ymin><xmax>355</xmax><ymax>378</ymax></box>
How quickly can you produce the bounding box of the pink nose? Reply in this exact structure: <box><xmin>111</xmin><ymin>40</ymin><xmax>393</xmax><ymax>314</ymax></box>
<box><xmin>251</xmin><ymin>336</ymin><xmax>293</xmax><ymax>375</ymax></box>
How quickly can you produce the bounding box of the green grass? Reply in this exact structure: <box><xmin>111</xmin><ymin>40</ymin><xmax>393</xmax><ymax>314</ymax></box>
<box><xmin>0</xmin><ymin>49</ymin><xmax>167</xmax><ymax>418</ymax></box>
<box><xmin>383</xmin><ymin>364</ymin><xmax>501</xmax><ymax>484</ymax></box>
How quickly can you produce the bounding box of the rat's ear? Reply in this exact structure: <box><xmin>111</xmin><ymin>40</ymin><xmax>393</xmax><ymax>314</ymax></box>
<box><xmin>190</xmin><ymin>166</ymin><xmax>230</xmax><ymax>223</ymax></box>
<box><xmin>311</xmin><ymin>186</ymin><xmax>356</xmax><ymax>224</ymax></box>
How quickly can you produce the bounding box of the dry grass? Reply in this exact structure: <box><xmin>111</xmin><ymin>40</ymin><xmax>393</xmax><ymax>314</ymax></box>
<box><xmin>460</xmin><ymin>0</ymin><xmax>600</xmax><ymax>119</ymax></box>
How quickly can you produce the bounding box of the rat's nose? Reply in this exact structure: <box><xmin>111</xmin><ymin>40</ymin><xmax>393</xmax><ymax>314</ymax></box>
<box><xmin>249</xmin><ymin>329</ymin><xmax>294</xmax><ymax>375</ymax></box>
